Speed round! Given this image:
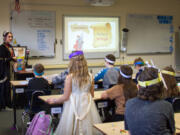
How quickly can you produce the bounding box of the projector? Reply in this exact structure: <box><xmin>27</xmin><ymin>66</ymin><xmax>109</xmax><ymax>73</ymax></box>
<box><xmin>87</xmin><ymin>0</ymin><xmax>115</xmax><ymax>6</ymax></box>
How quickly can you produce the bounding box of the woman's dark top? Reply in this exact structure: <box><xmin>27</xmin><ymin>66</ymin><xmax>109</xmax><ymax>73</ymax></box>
<box><xmin>0</xmin><ymin>43</ymin><xmax>15</xmax><ymax>108</ymax></box>
<box><xmin>0</xmin><ymin>43</ymin><xmax>15</xmax><ymax>80</ymax></box>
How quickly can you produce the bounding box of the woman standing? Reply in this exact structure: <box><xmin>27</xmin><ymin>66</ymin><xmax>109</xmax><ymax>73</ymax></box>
<box><xmin>0</xmin><ymin>31</ymin><xmax>16</xmax><ymax>110</ymax></box>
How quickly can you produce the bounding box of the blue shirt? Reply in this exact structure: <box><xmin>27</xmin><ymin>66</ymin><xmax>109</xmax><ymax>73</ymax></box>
<box><xmin>94</xmin><ymin>67</ymin><xmax>119</xmax><ymax>89</ymax></box>
<box><xmin>135</xmin><ymin>69</ymin><xmax>143</xmax><ymax>84</ymax></box>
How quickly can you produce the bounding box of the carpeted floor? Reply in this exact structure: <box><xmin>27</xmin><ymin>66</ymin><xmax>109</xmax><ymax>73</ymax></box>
<box><xmin>0</xmin><ymin>108</ymin><xmax>23</xmax><ymax>135</ymax></box>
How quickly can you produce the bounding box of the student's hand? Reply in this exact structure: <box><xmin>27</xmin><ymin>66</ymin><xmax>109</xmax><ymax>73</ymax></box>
<box><xmin>13</xmin><ymin>62</ymin><xmax>17</xmax><ymax>72</ymax></box>
<box><xmin>12</xmin><ymin>56</ymin><xmax>17</xmax><ymax>61</ymax></box>
<box><xmin>46</xmin><ymin>98</ymin><xmax>56</xmax><ymax>105</ymax></box>
<box><xmin>48</xmin><ymin>80</ymin><xmax>52</xmax><ymax>84</ymax></box>
<box><xmin>101</xmin><ymin>92</ymin><xmax>108</xmax><ymax>99</ymax></box>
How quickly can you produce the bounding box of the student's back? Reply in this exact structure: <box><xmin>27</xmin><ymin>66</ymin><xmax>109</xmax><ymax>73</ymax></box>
<box><xmin>94</xmin><ymin>54</ymin><xmax>119</xmax><ymax>89</ymax></box>
<box><xmin>28</xmin><ymin>77</ymin><xmax>50</xmax><ymax>94</ymax></box>
<box><xmin>103</xmin><ymin>67</ymin><xmax>119</xmax><ymax>89</ymax></box>
<box><xmin>27</xmin><ymin>64</ymin><xmax>51</xmax><ymax>104</ymax></box>
<box><xmin>125</xmin><ymin>97</ymin><xmax>174</xmax><ymax>135</ymax></box>
<box><xmin>125</xmin><ymin>67</ymin><xmax>175</xmax><ymax>135</ymax></box>
<box><xmin>101</xmin><ymin>65</ymin><xmax>137</xmax><ymax>122</ymax></box>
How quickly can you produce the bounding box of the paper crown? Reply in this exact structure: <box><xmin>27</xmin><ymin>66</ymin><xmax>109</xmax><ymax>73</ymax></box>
<box><xmin>69</xmin><ymin>51</ymin><xmax>84</xmax><ymax>59</ymax></box>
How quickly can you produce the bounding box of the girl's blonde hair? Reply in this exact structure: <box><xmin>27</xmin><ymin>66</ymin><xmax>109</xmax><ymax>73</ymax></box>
<box><xmin>69</xmin><ymin>54</ymin><xmax>89</xmax><ymax>88</ymax></box>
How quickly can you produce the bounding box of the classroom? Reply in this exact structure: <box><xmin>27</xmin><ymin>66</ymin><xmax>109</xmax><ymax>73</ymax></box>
<box><xmin>0</xmin><ymin>0</ymin><xmax>180</xmax><ymax>135</ymax></box>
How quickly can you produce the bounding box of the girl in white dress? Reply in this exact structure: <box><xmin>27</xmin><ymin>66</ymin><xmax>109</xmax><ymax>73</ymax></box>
<box><xmin>46</xmin><ymin>51</ymin><xmax>102</xmax><ymax>135</ymax></box>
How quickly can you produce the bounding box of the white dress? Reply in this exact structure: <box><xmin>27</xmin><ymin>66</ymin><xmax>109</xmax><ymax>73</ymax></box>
<box><xmin>55</xmin><ymin>74</ymin><xmax>102</xmax><ymax>135</ymax></box>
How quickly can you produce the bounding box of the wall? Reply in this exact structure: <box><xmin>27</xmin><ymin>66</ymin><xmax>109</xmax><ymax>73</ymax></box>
<box><xmin>0</xmin><ymin>0</ymin><xmax>10</xmax><ymax>43</ymax></box>
<box><xmin>0</xmin><ymin>0</ymin><xmax>180</xmax><ymax>75</ymax></box>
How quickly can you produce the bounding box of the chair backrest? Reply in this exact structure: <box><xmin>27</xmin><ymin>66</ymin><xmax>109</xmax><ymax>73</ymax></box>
<box><xmin>172</xmin><ymin>97</ymin><xmax>180</xmax><ymax>113</ymax></box>
<box><xmin>30</xmin><ymin>91</ymin><xmax>45</xmax><ymax>113</ymax></box>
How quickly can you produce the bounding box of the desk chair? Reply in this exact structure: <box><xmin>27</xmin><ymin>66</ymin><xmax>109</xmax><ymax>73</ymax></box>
<box><xmin>21</xmin><ymin>91</ymin><xmax>46</xmax><ymax>135</ymax></box>
<box><xmin>172</xmin><ymin>97</ymin><xmax>180</xmax><ymax>113</ymax></box>
<box><xmin>96</xmin><ymin>85</ymin><xmax>116</xmax><ymax>122</ymax></box>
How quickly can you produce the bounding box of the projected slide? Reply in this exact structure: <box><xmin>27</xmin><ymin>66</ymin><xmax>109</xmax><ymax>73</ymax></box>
<box><xmin>63</xmin><ymin>16</ymin><xmax>120</xmax><ymax>59</ymax></box>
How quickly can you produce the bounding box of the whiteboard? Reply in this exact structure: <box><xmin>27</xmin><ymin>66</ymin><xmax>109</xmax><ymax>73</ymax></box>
<box><xmin>126</xmin><ymin>14</ymin><xmax>173</xmax><ymax>54</ymax></box>
<box><xmin>11</xmin><ymin>10</ymin><xmax>56</xmax><ymax>57</ymax></box>
<box><xmin>63</xmin><ymin>16</ymin><xmax>120</xmax><ymax>59</ymax></box>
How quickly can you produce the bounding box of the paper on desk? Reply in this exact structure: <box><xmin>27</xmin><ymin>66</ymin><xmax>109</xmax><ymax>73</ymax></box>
<box><xmin>20</xmin><ymin>81</ymin><xmax>28</xmax><ymax>85</ymax></box>
<box><xmin>43</xmin><ymin>74</ymin><xmax>59</xmax><ymax>81</ymax></box>
<box><xmin>25</xmin><ymin>68</ymin><xmax>32</xmax><ymax>71</ymax></box>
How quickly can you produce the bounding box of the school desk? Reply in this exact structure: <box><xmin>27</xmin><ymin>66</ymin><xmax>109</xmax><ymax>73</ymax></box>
<box><xmin>175</xmin><ymin>113</ymin><xmax>180</xmax><ymax>134</ymax></box>
<box><xmin>93</xmin><ymin>121</ymin><xmax>127</xmax><ymax>135</ymax></box>
<box><xmin>39</xmin><ymin>90</ymin><xmax>104</xmax><ymax>101</ymax></box>
<box><xmin>10</xmin><ymin>80</ymin><xmax>105</xmax><ymax>130</ymax></box>
<box><xmin>39</xmin><ymin>90</ymin><xmax>114</xmax><ymax>121</ymax></box>
<box><xmin>10</xmin><ymin>80</ymin><xmax>53</xmax><ymax>131</ymax></box>
<box><xmin>93</xmin><ymin>113</ymin><xmax>180</xmax><ymax>135</ymax></box>
<box><xmin>10</xmin><ymin>80</ymin><xmax>28</xmax><ymax>130</ymax></box>
<box><xmin>14</xmin><ymin>69</ymin><xmax>34</xmax><ymax>80</ymax></box>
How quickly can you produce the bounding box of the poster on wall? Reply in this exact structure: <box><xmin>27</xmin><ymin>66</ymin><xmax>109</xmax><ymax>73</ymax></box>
<box><xmin>63</xmin><ymin>16</ymin><xmax>120</xmax><ymax>59</ymax></box>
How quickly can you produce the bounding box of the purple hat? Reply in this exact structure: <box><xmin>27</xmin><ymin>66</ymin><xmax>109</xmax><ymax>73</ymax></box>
<box><xmin>69</xmin><ymin>51</ymin><xmax>84</xmax><ymax>59</ymax></box>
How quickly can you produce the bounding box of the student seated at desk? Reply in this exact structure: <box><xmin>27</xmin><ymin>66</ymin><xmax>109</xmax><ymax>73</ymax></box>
<box><xmin>133</xmin><ymin>57</ymin><xmax>145</xmax><ymax>84</ymax></box>
<box><xmin>101</xmin><ymin>65</ymin><xmax>137</xmax><ymax>122</ymax></box>
<box><xmin>94</xmin><ymin>54</ymin><xmax>119</xmax><ymax>89</ymax></box>
<box><xmin>26</xmin><ymin>63</ymin><xmax>51</xmax><ymax>109</ymax></box>
<box><xmin>162</xmin><ymin>66</ymin><xmax>180</xmax><ymax>103</ymax></box>
<box><xmin>125</xmin><ymin>67</ymin><xmax>175</xmax><ymax>135</ymax></box>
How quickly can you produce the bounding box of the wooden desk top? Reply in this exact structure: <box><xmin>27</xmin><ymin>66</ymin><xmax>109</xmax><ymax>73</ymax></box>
<box><xmin>39</xmin><ymin>95</ymin><xmax>62</xmax><ymax>101</ymax></box>
<box><xmin>94</xmin><ymin>121</ymin><xmax>127</xmax><ymax>135</ymax></box>
<box><xmin>93</xmin><ymin>113</ymin><xmax>180</xmax><ymax>135</ymax></box>
<box><xmin>175</xmin><ymin>113</ymin><xmax>180</xmax><ymax>133</ymax></box>
<box><xmin>14</xmin><ymin>69</ymin><xmax>33</xmax><ymax>74</ymax></box>
<box><xmin>93</xmin><ymin>91</ymin><xmax>104</xmax><ymax>100</ymax></box>
<box><xmin>10</xmin><ymin>79</ymin><xmax>51</xmax><ymax>87</ymax></box>
<box><xmin>10</xmin><ymin>80</ymin><xmax>28</xmax><ymax>86</ymax></box>
<box><xmin>39</xmin><ymin>90</ymin><xmax>104</xmax><ymax>102</ymax></box>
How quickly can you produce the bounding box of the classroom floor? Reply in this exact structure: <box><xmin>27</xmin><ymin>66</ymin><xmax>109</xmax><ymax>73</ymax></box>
<box><xmin>0</xmin><ymin>89</ymin><xmax>60</xmax><ymax>135</ymax></box>
<box><xmin>0</xmin><ymin>108</ymin><xmax>23</xmax><ymax>135</ymax></box>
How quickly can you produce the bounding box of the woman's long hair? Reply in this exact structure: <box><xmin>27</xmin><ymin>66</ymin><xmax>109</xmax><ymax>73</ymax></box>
<box><xmin>162</xmin><ymin>66</ymin><xmax>179</xmax><ymax>98</ymax></box>
<box><xmin>118</xmin><ymin>65</ymin><xmax>137</xmax><ymax>102</ymax></box>
<box><xmin>138</xmin><ymin>67</ymin><xmax>164</xmax><ymax>101</ymax></box>
<box><xmin>69</xmin><ymin>54</ymin><xmax>90</xmax><ymax>89</ymax></box>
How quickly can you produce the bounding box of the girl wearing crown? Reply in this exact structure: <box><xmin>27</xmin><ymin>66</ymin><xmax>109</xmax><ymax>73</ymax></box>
<box><xmin>46</xmin><ymin>51</ymin><xmax>102</xmax><ymax>135</ymax></box>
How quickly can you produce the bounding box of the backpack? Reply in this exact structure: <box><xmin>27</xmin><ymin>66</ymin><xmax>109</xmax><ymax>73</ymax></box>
<box><xmin>26</xmin><ymin>111</ymin><xmax>53</xmax><ymax>135</ymax></box>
